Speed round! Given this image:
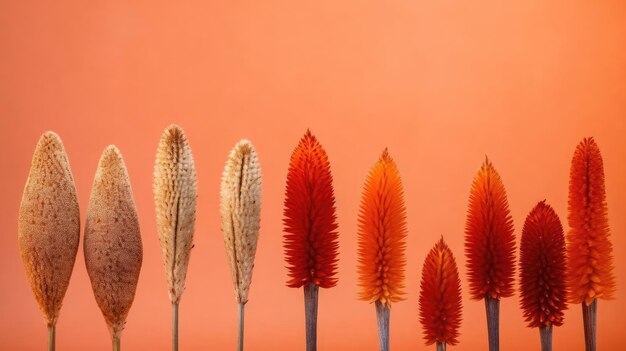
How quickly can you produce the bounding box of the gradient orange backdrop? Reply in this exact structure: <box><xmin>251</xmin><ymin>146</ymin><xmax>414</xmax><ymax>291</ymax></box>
<box><xmin>1</xmin><ymin>1</ymin><xmax>625</xmax><ymax>350</ymax></box>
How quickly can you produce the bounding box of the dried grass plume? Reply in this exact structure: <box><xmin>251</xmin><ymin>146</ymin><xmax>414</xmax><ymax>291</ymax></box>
<box><xmin>220</xmin><ymin>140</ymin><xmax>262</xmax><ymax>304</ymax></box>
<box><xmin>153</xmin><ymin>125</ymin><xmax>197</xmax><ymax>304</ymax></box>
<box><xmin>18</xmin><ymin>131</ymin><xmax>80</xmax><ymax>327</ymax></box>
<box><xmin>84</xmin><ymin>145</ymin><xmax>143</xmax><ymax>338</ymax></box>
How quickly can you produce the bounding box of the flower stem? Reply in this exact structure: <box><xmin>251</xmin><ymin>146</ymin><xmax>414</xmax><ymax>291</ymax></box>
<box><xmin>485</xmin><ymin>296</ymin><xmax>499</xmax><ymax>351</ymax></box>
<box><xmin>375</xmin><ymin>301</ymin><xmax>390</xmax><ymax>351</ymax></box>
<box><xmin>48</xmin><ymin>324</ymin><xmax>55</xmax><ymax>351</ymax></box>
<box><xmin>237</xmin><ymin>303</ymin><xmax>245</xmax><ymax>351</ymax></box>
<box><xmin>304</xmin><ymin>283</ymin><xmax>319</xmax><ymax>351</ymax></box>
<box><xmin>436</xmin><ymin>341</ymin><xmax>446</xmax><ymax>351</ymax></box>
<box><xmin>539</xmin><ymin>324</ymin><xmax>552</xmax><ymax>351</ymax></box>
<box><xmin>112</xmin><ymin>332</ymin><xmax>121</xmax><ymax>351</ymax></box>
<box><xmin>173</xmin><ymin>302</ymin><xmax>179</xmax><ymax>351</ymax></box>
<box><xmin>582</xmin><ymin>300</ymin><xmax>597</xmax><ymax>351</ymax></box>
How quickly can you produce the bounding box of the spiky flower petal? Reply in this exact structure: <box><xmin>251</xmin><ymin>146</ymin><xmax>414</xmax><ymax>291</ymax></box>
<box><xmin>419</xmin><ymin>237</ymin><xmax>462</xmax><ymax>345</ymax></box>
<box><xmin>221</xmin><ymin>140</ymin><xmax>262</xmax><ymax>304</ymax></box>
<box><xmin>464</xmin><ymin>157</ymin><xmax>516</xmax><ymax>300</ymax></box>
<box><xmin>519</xmin><ymin>201</ymin><xmax>567</xmax><ymax>328</ymax></box>
<box><xmin>357</xmin><ymin>149</ymin><xmax>407</xmax><ymax>306</ymax></box>
<box><xmin>18</xmin><ymin>132</ymin><xmax>80</xmax><ymax>327</ymax></box>
<box><xmin>283</xmin><ymin>130</ymin><xmax>339</xmax><ymax>289</ymax></box>
<box><xmin>567</xmin><ymin>137</ymin><xmax>615</xmax><ymax>305</ymax></box>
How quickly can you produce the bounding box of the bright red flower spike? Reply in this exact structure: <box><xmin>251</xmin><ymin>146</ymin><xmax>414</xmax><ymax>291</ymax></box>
<box><xmin>357</xmin><ymin>149</ymin><xmax>407</xmax><ymax>306</ymax></box>
<box><xmin>567</xmin><ymin>137</ymin><xmax>615</xmax><ymax>305</ymax></box>
<box><xmin>464</xmin><ymin>157</ymin><xmax>516</xmax><ymax>300</ymax></box>
<box><xmin>283</xmin><ymin>130</ymin><xmax>339</xmax><ymax>288</ymax></box>
<box><xmin>419</xmin><ymin>237</ymin><xmax>462</xmax><ymax>346</ymax></box>
<box><xmin>519</xmin><ymin>201</ymin><xmax>567</xmax><ymax>328</ymax></box>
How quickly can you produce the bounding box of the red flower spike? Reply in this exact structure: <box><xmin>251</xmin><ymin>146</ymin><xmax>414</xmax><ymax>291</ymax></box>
<box><xmin>567</xmin><ymin>137</ymin><xmax>615</xmax><ymax>305</ymax></box>
<box><xmin>464</xmin><ymin>157</ymin><xmax>516</xmax><ymax>300</ymax></box>
<box><xmin>419</xmin><ymin>237</ymin><xmax>462</xmax><ymax>346</ymax></box>
<box><xmin>283</xmin><ymin>130</ymin><xmax>339</xmax><ymax>288</ymax></box>
<box><xmin>357</xmin><ymin>149</ymin><xmax>408</xmax><ymax>306</ymax></box>
<box><xmin>519</xmin><ymin>201</ymin><xmax>568</xmax><ymax>328</ymax></box>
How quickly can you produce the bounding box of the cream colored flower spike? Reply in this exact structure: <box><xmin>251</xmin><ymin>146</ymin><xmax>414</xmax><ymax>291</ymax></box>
<box><xmin>84</xmin><ymin>145</ymin><xmax>142</xmax><ymax>342</ymax></box>
<box><xmin>18</xmin><ymin>132</ymin><xmax>80</xmax><ymax>328</ymax></box>
<box><xmin>220</xmin><ymin>140</ymin><xmax>262</xmax><ymax>305</ymax></box>
<box><xmin>154</xmin><ymin>125</ymin><xmax>197</xmax><ymax>305</ymax></box>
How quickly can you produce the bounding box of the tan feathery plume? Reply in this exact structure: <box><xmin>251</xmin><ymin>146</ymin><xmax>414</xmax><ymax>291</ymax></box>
<box><xmin>84</xmin><ymin>146</ymin><xmax>143</xmax><ymax>351</ymax></box>
<box><xmin>153</xmin><ymin>124</ymin><xmax>197</xmax><ymax>351</ymax></box>
<box><xmin>18</xmin><ymin>132</ymin><xmax>80</xmax><ymax>351</ymax></box>
<box><xmin>220</xmin><ymin>140</ymin><xmax>262</xmax><ymax>351</ymax></box>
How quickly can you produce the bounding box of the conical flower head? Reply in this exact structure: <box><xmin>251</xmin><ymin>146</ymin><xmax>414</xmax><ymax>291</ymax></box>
<box><xmin>357</xmin><ymin>149</ymin><xmax>407</xmax><ymax>306</ymax></box>
<box><xmin>567</xmin><ymin>137</ymin><xmax>615</xmax><ymax>305</ymax></box>
<box><xmin>154</xmin><ymin>125</ymin><xmax>197</xmax><ymax>304</ymax></box>
<box><xmin>519</xmin><ymin>201</ymin><xmax>567</xmax><ymax>328</ymax></box>
<box><xmin>221</xmin><ymin>140</ymin><xmax>262</xmax><ymax>304</ymax></box>
<box><xmin>419</xmin><ymin>237</ymin><xmax>462</xmax><ymax>346</ymax></box>
<box><xmin>464</xmin><ymin>157</ymin><xmax>516</xmax><ymax>300</ymax></box>
<box><xmin>283</xmin><ymin>130</ymin><xmax>339</xmax><ymax>288</ymax></box>
<box><xmin>84</xmin><ymin>146</ymin><xmax>143</xmax><ymax>337</ymax></box>
<box><xmin>18</xmin><ymin>132</ymin><xmax>80</xmax><ymax>327</ymax></box>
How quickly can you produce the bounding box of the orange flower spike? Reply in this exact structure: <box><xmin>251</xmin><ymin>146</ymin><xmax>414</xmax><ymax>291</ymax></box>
<box><xmin>519</xmin><ymin>201</ymin><xmax>567</xmax><ymax>329</ymax></box>
<box><xmin>464</xmin><ymin>157</ymin><xmax>516</xmax><ymax>300</ymax></box>
<box><xmin>419</xmin><ymin>237</ymin><xmax>463</xmax><ymax>346</ymax></box>
<box><xmin>567</xmin><ymin>137</ymin><xmax>615</xmax><ymax>305</ymax></box>
<box><xmin>357</xmin><ymin>149</ymin><xmax>408</xmax><ymax>306</ymax></box>
<box><xmin>283</xmin><ymin>130</ymin><xmax>339</xmax><ymax>289</ymax></box>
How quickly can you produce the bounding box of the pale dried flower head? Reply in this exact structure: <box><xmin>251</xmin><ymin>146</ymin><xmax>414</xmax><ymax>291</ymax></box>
<box><xmin>220</xmin><ymin>140</ymin><xmax>262</xmax><ymax>304</ymax></box>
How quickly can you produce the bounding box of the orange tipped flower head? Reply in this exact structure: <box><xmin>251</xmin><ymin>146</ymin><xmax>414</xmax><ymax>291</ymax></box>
<box><xmin>464</xmin><ymin>157</ymin><xmax>516</xmax><ymax>300</ymax></box>
<box><xmin>519</xmin><ymin>201</ymin><xmax>567</xmax><ymax>328</ymax></box>
<box><xmin>283</xmin><ymin>130</ymin><xmax>339</xmax><ymax>288</ymax></box>
<box><xmin>567</xmin><ymin>137</ymin><xmax>615</xmax><ymax>305</ymax></box>
<box><xmin>419</xmin><ymin>237</ymin><xmax>462</xmax><ymax>346</ymax></box>
<box><xmin>357</xmin><ymin>149</ymin><xmax>407</xmax><ymax>306</ymax></box>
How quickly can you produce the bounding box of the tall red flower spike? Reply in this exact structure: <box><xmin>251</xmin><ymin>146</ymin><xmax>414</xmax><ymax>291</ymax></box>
<box><xmin>283</xmin><ymin>130</ymin><xmax>339</xmax><ymax>289</ymax></box>
<box><xmin>519</xmin><ymin>201</ymin><xmax>567</xmax><ymax>328</ymax></box>
<box><xmin>357</xmin><ymin>149</ymin><xmax>407</xmax><ymax>306</ymax></box>
<box><xmin>464</xmin><ymin>157</ymin><xmax>516</xmax><ymax>300</ymax></box>
<box><xmin>419</xmin><ymin>237</ymin><xmax>462</xmax><ymax>346</ymax></box>
<box><xmin>567</xmin><ymin>137</ymin><xmax>615</xmax><ymax>305</ymax></box>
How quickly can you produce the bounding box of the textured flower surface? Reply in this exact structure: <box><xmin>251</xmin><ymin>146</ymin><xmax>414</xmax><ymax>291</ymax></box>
<box><xmin>283</xmin><ymin>130</ymin><xmax>339</xmax><ymax>288</ymax></box>
<box><xmin>464</xmin><ymin>157</ymin><xmax>516</xmax><ymax>300</ymax></box>
<box><xmin>567</xmin><ymin>137</ymin><xmax>615</xmax><ymax>305</ymax></box>
<box><xmin>419</xmin><ymin>237</ymin><xmax>462</xmax><ymax>345</ymax></box>
<box><xmin>357</xmin><ymin>149</ymin><xmax>407</xmax><ymax>306</ymax></box>
<box><xmin>519</xmin><ymin>201</ymin><xmax>567</xmax><ymax>328</ymax></box>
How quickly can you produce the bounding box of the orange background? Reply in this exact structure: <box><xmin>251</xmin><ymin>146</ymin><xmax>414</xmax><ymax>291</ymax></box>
<box><xmin>1</xmin><ymin>1</ymin><xmax>625</xmax><ymax>350</ymax></box>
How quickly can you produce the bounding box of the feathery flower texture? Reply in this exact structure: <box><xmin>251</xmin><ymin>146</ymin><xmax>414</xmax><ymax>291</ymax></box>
<box><xmin>519</xmin><ymin>201</ymin><xmax>567</xmax><ymax>328</ymax></box>
<box><xmin>18</xmin><ymin>132</ymin><xmax>80</xmax><ymax>327</ymax></box>
<box><xmin>84</xmin><ymin>146</ymin><xmax>143</xmax><ymax>338</ymax></box>
<box><xmin>283</xmin><ymin>131</ymin><xmax>339</xmax><ymax>289</ymax></box>
<box><xmin>419</xmin><ymin>237</ymin><xmax>463</xmax><ymax>346</ymax></box>
<box><xmin>221</xmin><ymin>140</ymin><xmax>262</xmax><ymax>304</ymax></box>
<box><xmin>154</xmin><ymin>125</ymin><xmax>197</xmax><ymax>304</ymax></box>
<box><xmin>465</xmin><ymin>157</ymin><xmax>516</xmax><ymax>300</ymax></box>
<box><xmin>357</xmin><ymin>149</ymin><xmax>407</xmax><ymax>306</ymax></box>
<box><xmin>567</xmin><ymin>138</ymin><xmax>615</xmax><ymax>305</ymax></box>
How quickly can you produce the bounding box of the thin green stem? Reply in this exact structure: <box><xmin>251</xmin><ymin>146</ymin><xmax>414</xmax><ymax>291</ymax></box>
<box><xmin>48</xmin><ymin>324</ymin><xmax>55</xmax><ymax>351</ymax></box>
<box><xmin>173</xmin><ymin>302</ymin><xmax>179</xmax><ymax>351</ymax></box>
<box><xmin>238</xmin><ymin>303</ymin><xmax>245</xmax><ymax>351</ymax></box>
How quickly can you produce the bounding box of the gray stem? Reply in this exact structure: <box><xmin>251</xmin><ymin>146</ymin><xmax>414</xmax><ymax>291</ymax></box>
<box><xmin>436</xmin><ymin>341</ymin><xmax>446</xmax><ymax>351</ymax></box>
<box><xmin>540</xmin><ymin>324</ymin><xmax>552</xmax><ymax>351</ymax></box>
<box><xmin>48</xmin><ymin>324</ymin><xmax>55</xmax><ymax>351</ymax></box>
<box><xmin>173</xmin><ymin>302</ymin><xmax>179</xmax><ymax>351</ymax></box>
<box><xmin>304</xmin><ymin>284</ymin><xmax>319</xmax><ymax>351</ymax></box>
<box><xmin>582</xmin><ymin>300</ymin><xmax>597</xmax><ymax>351</ymax></box>
<box><xmin>238</xmin><ymin>303</ymin><xmax>245</xmax><ymax>351</ymax></box>
<box><xmin>485</xmin><ymin>296</ymin><xmax>499</xmax><ymax>351</ymax></box>
<box><xmin>375</xmin><ymin>301</ymin><xmax>390</xmax><ymax>351</ymax></box>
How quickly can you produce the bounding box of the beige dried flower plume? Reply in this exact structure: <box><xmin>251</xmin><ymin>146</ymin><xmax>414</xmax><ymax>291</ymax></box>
<box><xmin>220</xmin><ymin>139</ymin><xmax>262</xmax><ymax>306</ymax></box>
<box><xmin>84</xmin><ymin>145</ymin><xmax>142</xmax><ymax>346</ymax></box>
<box><xmin>153</xmin><ymin>125</ymin><xmax>197</xmax><ymax>305</ymax></box>
<box><xmin>18</xmin><ymin>132</ymin><xmax>80</xmax><ymax>329</ymax></box>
